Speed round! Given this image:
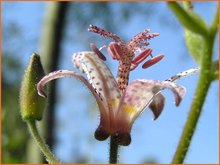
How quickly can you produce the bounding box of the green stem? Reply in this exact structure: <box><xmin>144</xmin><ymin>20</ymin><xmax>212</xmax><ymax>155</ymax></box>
<box><xmin>182</xmin><ymin>1</ymin><xmax>193</xmax><ymax>10</ymax></box>
<box><xmin>109</xmin><ymin>136</ymin><xmax>119</xmax><ymax>164</ymax></box>
<box><xmin>168</xmin><ymin>2</ymin><xmax>208</xmax><ymax>36</ymax></box>
<box><xmin>209</xmin><ymin>5</ymin><xmax>219</xmax><ymax>38</ymax></box>
<box><xmin>27</xmin><ymin>120</ymin><xmax>60</xmax><ymax>164</ymax></box>
<box><xmin>172</xmin><ymin>35</ymin><xmax>214</xmax><ymax>163</ymax></box>
<box><xmin>212</xmin><ymin>60</ymin><xmax>219</xmax><ymax>81</ymax></box>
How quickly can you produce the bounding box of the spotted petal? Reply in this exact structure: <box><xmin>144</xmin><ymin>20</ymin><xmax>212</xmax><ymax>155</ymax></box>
<box><xmin>72</xmin><ymin>51</ymin><xmax>121</xmax><ymax>116</ymax></box>
<box><xmin>117</xmin><ymin>79</ymin><xmax>186</xmax><ymax>125</ymax></box>
<box><xmin>37</xmin><ymin>70</ymin><xmax>107</xmax><ymax>117</ymax></box>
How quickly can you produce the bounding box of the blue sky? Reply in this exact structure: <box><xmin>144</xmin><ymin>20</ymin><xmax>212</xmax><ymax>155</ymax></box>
<box><xmin>2</xmin><ymin>2</ymin><xmax>218</xmax><ymax>164</ymax></box>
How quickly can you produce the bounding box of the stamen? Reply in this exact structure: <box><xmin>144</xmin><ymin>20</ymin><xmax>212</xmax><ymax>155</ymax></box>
<box><xmin>132</xmin><ymin>48</ymin><xmax>152</xmax><ymax>65</ymax></box>
<box><xmin>99</xmin><ymin>45</ymin><xmax>107</xmax><ymax>51</ymax></box>
<box><xmin>142</xmin><ymin>54</ymin><xmax>164</xmax><ymax>69</ymax></box>
<box><xmin>130</xmin><ymin>63</ymin><xmax>138</xmax><ymax>71</ymax></box>
<box><xmin>90</xmin><ymin>43</ymin><xmax>106</xmax><ymax>61</ymax></box>
<box><xmin>107</xmin><ymin>42</ymin><xmax>124</xmax><ymax>60</ymax></box>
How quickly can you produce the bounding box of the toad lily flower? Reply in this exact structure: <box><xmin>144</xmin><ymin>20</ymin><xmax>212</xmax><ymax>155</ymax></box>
<box><xmin>37</xmin><ymin>51</ymin><xmax>198</xmax><ymax>146</ymax></box>
<box><xmin>88</xmin><ymin>24</ymin><xmax>164</xmax><ymax>93</ymax></box>
<box><xmin>37</xmin><ymin>25</ymin><xmax>199</xmax><ymax>146</ymax></box>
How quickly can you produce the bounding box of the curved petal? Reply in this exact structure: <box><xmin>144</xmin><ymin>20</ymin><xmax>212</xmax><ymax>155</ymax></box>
<box><xmin>72</xmin><ymin>51</ymin><xmax>121</xmax><ymax>117</ymax></box>
<box><xmin>149</xmin><ymin>92</ymin><xmax>165</xmax><ymax>120</ymax></box>
<box><xmin>117</xmin><ymin>79</ymin><xmax>185</xmax><ymax>129</ymax></box>
<box><xmin>165</xmin><ymin>67</ymin><xmax>199</xmax><ymax>82</ymax></box>
<box><xmin>37</xmin><ymin>70</ymin><xmax>105</xmax><ymax>111</ymax></box>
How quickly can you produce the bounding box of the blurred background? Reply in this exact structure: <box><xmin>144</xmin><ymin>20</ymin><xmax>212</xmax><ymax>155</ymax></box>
<box><xmin>2</xmin><ymin>2</ymin><xmax>218</xmax><ymax>164</ymax></box>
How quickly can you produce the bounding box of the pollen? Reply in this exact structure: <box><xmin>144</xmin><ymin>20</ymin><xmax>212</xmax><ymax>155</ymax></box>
<box><xmin>111</xmin><ymin>99</ymin><xmax>120</xmax><ymax>107</ymax></box>
<box><xmin>122</xmin><ymin>104</ymin><xmax>136</xmax><ymax>115</ymax></box>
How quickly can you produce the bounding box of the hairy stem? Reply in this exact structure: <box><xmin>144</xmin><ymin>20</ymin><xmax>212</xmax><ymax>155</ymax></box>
<box><xmin>209</xmin><ymin>5</ymin><xmax>219</xmax><ymax>38</ymax></box>
<box><xmin>27</xmin><ymin>120</ymin><xmax>60</xmax><ymax>164</ymax></box>
<box><xmin>172</xmin><ymin>34</ymin><xmax>214</xmax><ymax>163</ymax></box>
<box><xmin>109</xmin><ymin>136</ymin><xmax>119</xmax><ymax>164</ymax></box>
<box><xmin>170</xmin><ymin>3</ymin><xmax>218</xmax><ymax>163</ymax></box>
<box><xmin>212</xmin><ymin>60</ymin><xmax>219</xmax><ymax>80</ymax></box>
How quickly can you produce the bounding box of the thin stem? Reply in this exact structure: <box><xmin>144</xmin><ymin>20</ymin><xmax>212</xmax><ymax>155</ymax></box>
<box><xmin>27</xmin><ymin>120</ymin><xmax>60</xmax><ymax>164</ymax></box>
<box><xmin>212</xmin><ymin>60</ymin><xmax>219</xmax><ymax>81</ymax></box>
<box><xmin>168</xmin><ymin>2</ymin><xmax>208</xmax><ymax>37</ymax></box>
<box><xmin>172</xmin><ymin>35</ymin><xmax>214</xmax><ymax>163</ymax></box>
<box><xmin>109</xmin><ymin>136</ymin><xmax>119</xmax><ymax>164</ymax></box>
<box><xmin>209</xmin><ymin>5</ymin><xmax>219</xmax><ymax>38</ymax></box>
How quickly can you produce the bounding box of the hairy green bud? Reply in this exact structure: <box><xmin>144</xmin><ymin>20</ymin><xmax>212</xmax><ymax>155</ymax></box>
<box><xmin>20</xmin><ymin>53</ymin><xmax>46</xmax><ymax>121</ymax></box>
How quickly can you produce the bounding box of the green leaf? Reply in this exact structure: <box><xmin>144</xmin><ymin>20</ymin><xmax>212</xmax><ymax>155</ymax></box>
<box><xmin>20</xmin><ymin>53</ymin><xmax>46</xmax><ymax>121</ymax></box>
<box><xmin>184</xmin><ymin>28</ymin><xmax>204</xmax><ymax>65</ymax></box>
<box><xmin>182</xmin><ymin>2</ymin><xmax>208</xmax><ymax>65</ymax></box>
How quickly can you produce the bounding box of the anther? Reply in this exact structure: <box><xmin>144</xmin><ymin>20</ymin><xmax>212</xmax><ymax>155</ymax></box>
<box><xmin>90</xmin><ymin>43</ymin><xmax>106</xmax><ymax>61</ymax></box>
<box><xmin>142</xmin><ymin>54</ymin><xmax>164</xmax><ymax>69</ymax></box>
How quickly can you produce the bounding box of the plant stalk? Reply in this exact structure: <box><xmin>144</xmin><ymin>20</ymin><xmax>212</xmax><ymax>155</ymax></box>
<box><xmin>27</xmin><ymin>120</ymin><xmax>60</xmax><ymax>164</ymax></box>
<box><xmin>172</xmin><ymin>35</ymin><xmax>214</xmax><ymax>163</ymax></box>
<box><xmin>109</xmin><ymin>136</ymin><xmax>119</xmax><ymax>164</ymax></box>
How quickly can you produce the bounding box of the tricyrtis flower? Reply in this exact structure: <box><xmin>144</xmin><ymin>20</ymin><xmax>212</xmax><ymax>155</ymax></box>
<box><xmin>88</xmin><ymin>24</ymin><xmax>164</xmax><ymax>92</ymax></box>
<box><xmin>37</xmin><ymin>51</ymin><xmax>185</xmax><ymax>146</ymax></box>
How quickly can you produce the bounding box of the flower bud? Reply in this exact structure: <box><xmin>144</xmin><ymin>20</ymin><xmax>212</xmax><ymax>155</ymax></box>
<box><xmin>20</xmin><ymin>53</ymin><xmax>46</xmax><ymax>121</ymax></box>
